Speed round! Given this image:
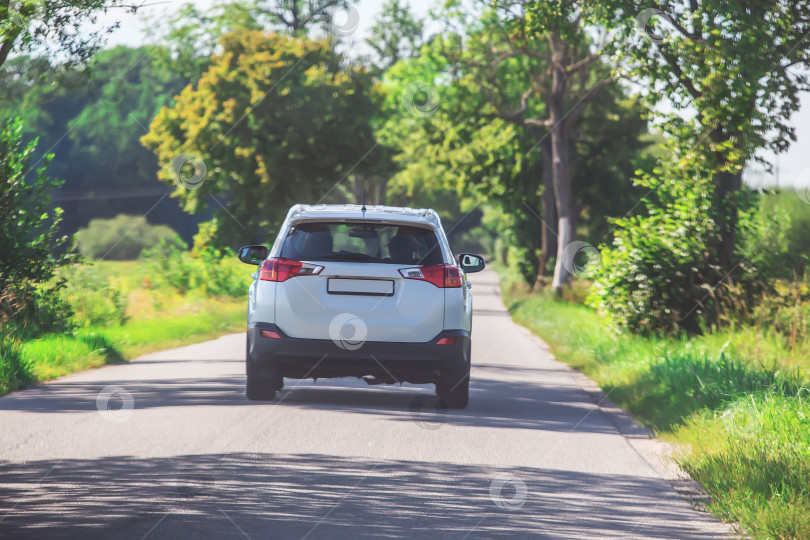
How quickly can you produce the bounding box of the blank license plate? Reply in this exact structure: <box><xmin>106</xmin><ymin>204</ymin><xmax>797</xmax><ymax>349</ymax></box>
<box><xmin>327</xmin><ymin>278</ymin><xmax>394</xmax><ymax>296</ymax></box>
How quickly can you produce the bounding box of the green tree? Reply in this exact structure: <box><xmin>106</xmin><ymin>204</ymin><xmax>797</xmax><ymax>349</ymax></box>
<box><xmin>145</xmin><ymin>2</ymin><xmax>262</xmax><ymax>81</ymax></box>
<box><xmin>0</xmin><ymin>118</ymin><xmax>73</xmax><ymax>325</ymax></box>
<box><xmin>516</xmin><ymin>0</ymin><xmax>810</xmax><ymax>332</ymax></box>
<box><xmin>365</xmin><ymin>0</ymin><xmax>424</xmax><ymax>73</ymax></box>
<box><xmin>585</xmin><ymin>0</ymin><xmax>810</xmax><ymax>264</ymax></box>
<box><xmin>142</xmin><ymin>31</ymin><xmax>383</xmax><ymax>246</ymax></box>
<box><xmin>259</xmin><ymin>0</ymin><xmax>355</xmax><ymax>35</ymax></box>
<box><xmin>381</xmin><ymin>6</ymin><xmax>650</xmax><ymax>286</ymax></box>
<box><xmin>0</xmin><ymin>0</ymin><xmax>135</xmax><ymax>70</ymax></box>
<box><xmin>0</xmin><ymin>46</ymin><xmax>206</xmax><ymax>241</ymax></box>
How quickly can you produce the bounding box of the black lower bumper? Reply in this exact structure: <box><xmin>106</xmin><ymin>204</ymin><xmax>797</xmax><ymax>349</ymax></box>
<box><xmin>246</xmin><ymin>322</ymin><xmax>469</xmax><ymax>385</ymax></box>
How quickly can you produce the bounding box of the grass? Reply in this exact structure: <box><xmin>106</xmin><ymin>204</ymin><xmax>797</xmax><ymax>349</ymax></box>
<box><xmin>492</xmin><ymin>262</ymin><xmax>810</xmax><ymax>539</ymax></box>
<box><xmin>18</xmin><ymin>303</ymin><xmax>245</xmax><ymax>382</ymax></box>
<box><xmin>0</xmin><ymin>258</ymin><xmax>249</xmax><ymax>395</ymax></box>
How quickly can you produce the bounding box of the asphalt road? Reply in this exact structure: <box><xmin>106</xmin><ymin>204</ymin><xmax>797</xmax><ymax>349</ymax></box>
<box><xmin>0</xmin><ymin>269</ymin><xmax>732</xmax><ymax>539</ymax></box>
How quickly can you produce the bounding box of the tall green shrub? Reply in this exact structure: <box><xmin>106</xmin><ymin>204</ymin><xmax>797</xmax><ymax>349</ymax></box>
<box><xmin>589</xmin><ymin>145</ymin><xmax>789</xmax><ymax>335</ymax></box>
<box><xmin>0</xmin><ymin>118</ymin><xmax>75</xmax><ymax>335</ymax></box>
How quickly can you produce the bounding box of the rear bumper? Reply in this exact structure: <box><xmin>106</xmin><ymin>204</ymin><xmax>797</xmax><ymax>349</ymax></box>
<box><xmin>246</xmin><ymin>322</ymin><xmax>469</xmax><ymax>385</ymax></box>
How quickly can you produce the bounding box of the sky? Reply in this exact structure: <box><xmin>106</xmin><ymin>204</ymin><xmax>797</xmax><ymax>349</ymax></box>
<box><xmin>91</xmin><ymin>0</ymin><xmax>810</xmax><ymax>189</ymax></box>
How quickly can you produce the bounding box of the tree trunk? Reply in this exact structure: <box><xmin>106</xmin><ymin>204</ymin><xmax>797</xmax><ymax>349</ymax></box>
<box><xmin>713</xmin><ymin>169</ymin><xmax>742</xmax><ymax>265</ymax></box>
<box><xmin>539</xmin><ymin>136</ymin><xmax>557</xmax><ymax>278</ymax></box>
<box><xmin>549</xmin><ymin>34</ymin><xmax>574</xmax><ymax>294</ymax></box>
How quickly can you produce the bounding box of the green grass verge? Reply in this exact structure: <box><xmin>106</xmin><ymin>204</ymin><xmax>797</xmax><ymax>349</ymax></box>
<box><xmin>1</xmin><ymin>301</ymin><xmax>244</xmax><ymax>396</ymax></box>
<box><xmin>0</xmin><ymin>257</ymin><xmax>250</xmax><ymax>396</ymax></box>
<box><xmin>492</xmin><ymin>263</ymin><xmax>810</xmax><ymax>539</ymax></box>
<box><xmin>22</xmin><ymin>304</ymin><xmax>244</xmax><ymax>381</ymax></box>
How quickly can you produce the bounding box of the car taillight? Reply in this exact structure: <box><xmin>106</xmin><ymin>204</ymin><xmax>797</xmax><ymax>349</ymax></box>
<box><xmin>436</xmin><ymin>336</ymin><xmax>456</xmax><ymax>345</ymax></box>
<box><xmin>259</xmin><ymin>258</ymin><xmax>323</xmax><ymax>282</ymax></box>
<box><xmin>399</xmin><ymin>263</ymin><xmax>463</xmax><ymax>288</ymax></box>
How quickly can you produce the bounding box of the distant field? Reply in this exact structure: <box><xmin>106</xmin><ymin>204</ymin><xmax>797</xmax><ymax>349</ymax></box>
<box><xmin>492</xmin><ymin>263</ymin><xmax>810</xmax><ymax>539</ymax></box>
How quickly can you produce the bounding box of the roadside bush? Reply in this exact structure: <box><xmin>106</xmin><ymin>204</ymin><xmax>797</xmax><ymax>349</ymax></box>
<box><xmin>589</xmin><ymin>146</ymin><xmax>790</xmax><ymax>335</ymax></box>
<box><xmin>1</xmin><ymin>282</ymin><xmax>74</xmax><ymax>338</ymax></box>
<box><xmin>58</xmin><ymin>265</ymin><xmax>128</xmax><ymax>328</ymax></box>
<box><xmin>1</xmin><ymin>117</ymin><xmax>76</xmax><ymax>337</ymax></box>
<box><xmin>0</xmin><ymin>335</ymin><xmax>33</xmax><ymax>395</ymax></box>
<box><xmin>750</xmin><ymin>279</ymin><xmax>810</xmax><ymax>348</ymax></box>
<box><xmin>77</xmin><ymin>214</ymin><xmax>186</xmax><ymax>260</ymax></box>
<box><xmin>141</xmin><ymin>239</ymin><xmax>248</xmax><ymax>298</ymax></box>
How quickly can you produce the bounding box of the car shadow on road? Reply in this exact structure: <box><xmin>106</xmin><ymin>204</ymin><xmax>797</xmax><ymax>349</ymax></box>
<box><xmin>0</xmin><ymin>368</ymin><xmax>615</xmax><ymax>434</ymax></box>
<box><xmin>0</xmin><ymin>452</ymin><xmax>727</xmax><ymax>539</ymax></box>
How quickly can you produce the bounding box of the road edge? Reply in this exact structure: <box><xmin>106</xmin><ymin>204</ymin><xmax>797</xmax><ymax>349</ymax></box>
<box><xmin>513</xmin><ymin>324</ymin><xmax>742</xmax><ymax>538</ymax></box>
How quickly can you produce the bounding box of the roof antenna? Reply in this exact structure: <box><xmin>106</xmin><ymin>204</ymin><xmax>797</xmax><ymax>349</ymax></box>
<box><xmin>361</xmin><ymin>186</ymin><xmax>367</xmax><ymax>217</ymax></box>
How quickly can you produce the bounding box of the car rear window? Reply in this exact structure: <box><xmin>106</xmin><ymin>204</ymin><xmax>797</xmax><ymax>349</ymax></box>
<box><xmin>280</xmin><ymin>222</ymin><xmax>444</xmax><ymax>265</ymax></box>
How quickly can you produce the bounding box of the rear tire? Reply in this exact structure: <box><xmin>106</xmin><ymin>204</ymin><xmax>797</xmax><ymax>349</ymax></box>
<box><xmin>436</xmin><ymin>340</ymin><xmax>471</xmax><ymax>409</ymax></box>
<box><xmin>246</xmin><ymin>374</ymin><xmax>278</xmax><ymax>401</ymax></box>
<box><xmin>437</xmin><ymin>359</ymin><xmax>470</xmax><ymax>409</ymax></box>
<box><xmin>436</xmin><ymin>375</ymin><xmax>469</xmax><ymax>409</ymax></box>
<box><xmin>245</xmin><ymin>336</ymin><xmax>283</xmax><ymax>401</ymax></box>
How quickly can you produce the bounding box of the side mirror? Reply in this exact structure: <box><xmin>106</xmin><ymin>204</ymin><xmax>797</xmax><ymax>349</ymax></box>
<box><xmin>238</xmin><ymin>245</ymin><xmax>268</xmax><ymax>265</ymax></box>
<box><xmin>459</xmin><ymin>253</ymin><xmax>486</xmax><ymax>273</ymax></box>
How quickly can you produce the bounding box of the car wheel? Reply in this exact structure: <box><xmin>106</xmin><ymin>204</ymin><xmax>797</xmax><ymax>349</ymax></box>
<box><xmin>436</xmin><ymin>340</ymin><xmax>471</xmax><ymax>409</ymax></box>
<box><xmin>436</xmin><ymin>373</ymin><xmax>469</xmax><ymax>409</ymax></box>
<box><xmin>246</xmin><ymin>374</ymin><xmax>278</xmax><ymax>401</ymax></box>
<box><xmin>245</xmin><ymin>335</ymin><xmax>283</xmax><ymax>401</ymax></box>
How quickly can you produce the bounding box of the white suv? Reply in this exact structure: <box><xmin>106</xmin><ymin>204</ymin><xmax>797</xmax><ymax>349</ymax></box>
<box><xmin>237</xmin><ymin>204</ymin><xmax>485</xmax><ymax>408</ymax></box>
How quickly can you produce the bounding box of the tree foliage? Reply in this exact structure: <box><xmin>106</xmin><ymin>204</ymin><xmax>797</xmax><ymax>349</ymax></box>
<box><xmin>0</xmin><ymin>0</ymin><xmax>136</xmax><ymax>70</ymax></box>
<box><xmin>588</xmin><ymin>142</ymin><xmax>790</xmax><ymax>334</ymax></box>
<box><xmin>588</xmin><ymin>0</ymin><xmax>810</xmax><ymax>263</ymax></box>
<box><xmin>365</xmin><ymin>0</ymin><xmax>424</xmax><ymax>73</ymax></box>
<box><xmin>0</xmin><ymin>46</ymin><xmax>206</xmax><ymax>241</ymax></box>
<box><xmin>142</xmin><ymin>31</ymin><xmax>383</xmax><ymax>246</ymax></box>
<box><xmin>0</xmin><ymin>118</ymin><xmax>74</xmax><ymax>329</ymax></box>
